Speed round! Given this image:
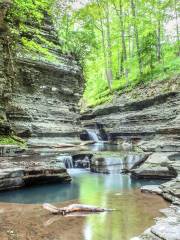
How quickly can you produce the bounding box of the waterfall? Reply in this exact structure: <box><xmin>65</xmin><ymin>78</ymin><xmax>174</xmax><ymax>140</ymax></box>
<box><xmin>56</xmin><ymin>155</ymin><xmax>74</xmax><ymax>169</ymax></box>
<box><xmin>86</xmin><ymin>129</ymin><xmax>102</xmax><ymax>142</ymax></box>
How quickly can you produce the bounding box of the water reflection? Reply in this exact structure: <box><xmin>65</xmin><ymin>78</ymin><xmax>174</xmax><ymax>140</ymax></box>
<box><xmin>0</xmin><ymin>169</ymin><xmax>164</xmax><ymax>204</ymax></box>
<box><xmin>71</xmin><ymin>170</ymin><xmax>168</xmax><ymax>240</ymax></box>
<box><xmin>0</xmin><ymin>169</ymin><xmax>168</xmax><ymax>240</ymax></box>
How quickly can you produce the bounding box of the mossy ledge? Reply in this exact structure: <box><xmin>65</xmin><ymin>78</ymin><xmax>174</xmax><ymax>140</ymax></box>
<box><xmin>0</xmin><ymin>135</ymin><xmax>27</xmax><ymax>147</ymax></box>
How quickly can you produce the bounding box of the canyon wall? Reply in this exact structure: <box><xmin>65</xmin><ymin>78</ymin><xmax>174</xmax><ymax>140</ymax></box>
<box><xmin>81</xmin><ymin>77</ymin><xmax>180</xmax><ymax>152</ymax></box>
<box><xmin>0</xmin><ymin>1</ymin><xmax>84</xmax><ymax>138</ymax></box>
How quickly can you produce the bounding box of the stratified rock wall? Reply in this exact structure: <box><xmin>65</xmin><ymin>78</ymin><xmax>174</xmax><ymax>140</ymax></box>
<box><xmin>0</xmin><ymin>2</ymin><xmax>84</xmax><ymax>137</ymax></box>
<box><xmin>0</xmin><ymin>1</ymin><xmax>12</xmax><ymax>135</ymax></box>
<box><xmin>81</xmin><ymin>80</ymin><xmax>180</xmax><ymax>152</ymax></box>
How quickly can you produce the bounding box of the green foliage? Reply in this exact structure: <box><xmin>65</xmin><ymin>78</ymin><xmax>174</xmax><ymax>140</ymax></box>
<box><xmin>7</xmin><ymin>0</ymin><xmax>61</xmax><ymax>64</ymax></box>
<box><xmin>21</xmin><ymin>37</ymin><xmax>56</xmax><ymax>62</ymax></box>
<box><xmin>8</xmin><ymin>0</ymin><xmax>54</xmax><ymax>24</ymax></box>
<box><xmin>54</xmin><ymin>0</ymin><xmax>179</xmax><ymax>107</ymax></box>
<box><xmin>0</xmin><ymin>135</ymin><xmax>27</xmax><ymax>148</ymax></box>
<box><xmin>56</xmin><ymin>6</ymin><xmax>98</xmax><ymax>63</ymax></box>
<box><xmin>140</xmin><ymin>31</ymin><xmax>157</xmax><ymax>74</ymax></box>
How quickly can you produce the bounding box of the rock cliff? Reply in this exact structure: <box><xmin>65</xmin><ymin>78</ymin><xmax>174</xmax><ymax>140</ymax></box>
<box><xmin>0</xmin><ymin>1</ymin><xmax>83</xmax><ymax>138</ymax></box>
<box><xmin>81</xmin><ymin>76</ymin><xmax>180</xmax><ymax>152</ymax></box>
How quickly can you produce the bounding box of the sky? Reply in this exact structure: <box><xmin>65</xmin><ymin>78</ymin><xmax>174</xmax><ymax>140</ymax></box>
<box><xmin>72</xmin><ymin>0</ymin><xmax>89</xmax><ymax>10</ymax></box>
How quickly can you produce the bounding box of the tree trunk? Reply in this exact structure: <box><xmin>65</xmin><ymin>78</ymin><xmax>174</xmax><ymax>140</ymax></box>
<box><xmin>105</xmin><ymin>1</ymin><xmax>113</xmax><ymax>89</ymax></box>
<box><xmin>157</xmin><ymin>19</ymin><xmax>161</xmax><ymax>62</ymax></box>
<box><xmin>130</xmin><ymin>0</ymin><xmax>142</xmax><ymax>77</ymax></box>
<box><xmin>43</xmin><ymin>203</ymin><xmax>114</xmax><ymax>215</ymax></box>
<box><xmin>127</xmin><ymin>11</ymin><xmax>131</xmax><ymax>58</ymax></box>
<box><xmin>100</xmin><ymin>18</ymin><xmax>112</xmax><ymax>90</ymax></box>
<box><xmin>119</xmin><ymin>0</ymin><xmax>128</xmax><ymax>79</ymax></box>
<box><xmin>174</xmin><ymin>0</ymin><xmax>180</xmax><ymax>56</ymax></box>
<box><xmin>96</xmin><ymin>0</ymin><xmax>112</xmax><ymax>90</ymax></box>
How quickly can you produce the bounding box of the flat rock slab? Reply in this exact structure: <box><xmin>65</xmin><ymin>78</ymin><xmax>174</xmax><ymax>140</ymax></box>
<box><xmin>0</xmin><ymin>166</ymin><xmax>71</xmax><ymax>191</ymax></box>
<box><xmin>151</xmin><ymin>218</ymin><xmax>180</xmax><ymax>240</ymax></box>
<box><xmin>141</xmin><ymin>185</ymin><xmax>162</xmax><ymax>195</ymax></box>
<box><xmin>161</xmin><ymin>177</ymin><xmax>180</xmax><ymax>203</ymax></box>
<box><xmin>132</xmin><ymin>205</ymin><xmax>180</xmax><ymax>240</ymax></box>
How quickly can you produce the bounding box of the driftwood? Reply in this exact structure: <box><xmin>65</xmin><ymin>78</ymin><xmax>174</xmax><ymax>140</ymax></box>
<box><xmin>43</xmin><ymin>203</ymin><xmax>114</xmax><ymax>215</ymax></box>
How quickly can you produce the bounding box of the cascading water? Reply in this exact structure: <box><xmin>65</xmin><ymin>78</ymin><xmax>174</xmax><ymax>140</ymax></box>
<box><xmin>56</xmin><ymin>155</ymin><xmax>74</xmax><ymax>169</ymax></box>
<box><xmin>86</xmin><ymin>129</ymin><xmax>102</xmax><ymax>142</ymax></box>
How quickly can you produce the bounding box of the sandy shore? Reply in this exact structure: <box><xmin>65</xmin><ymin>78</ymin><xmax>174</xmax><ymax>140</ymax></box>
<box><xmin>0</xmin><ymin>200</ymin><xmax>86</xmax><ymax>240</ymax></box>
<box><xmin>0</xmin><ymin>190</ymin><xmax>169</xmax><ymax>240</ymax></box>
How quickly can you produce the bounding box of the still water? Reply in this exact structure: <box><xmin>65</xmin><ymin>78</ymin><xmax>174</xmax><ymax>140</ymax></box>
<box><xmin>0</xmin><ymin>139</ymin><xmax>169</xmax><ymax>240</ymax></box>
<box><xmin>0</xmin><ymin>169</ymin><xmax>168</xmax><ymax>240</ymax></box>
<box><xmin>0</xmin><ymin>169</ymin><xmax>164</xmax><ymax>204</ymax></box>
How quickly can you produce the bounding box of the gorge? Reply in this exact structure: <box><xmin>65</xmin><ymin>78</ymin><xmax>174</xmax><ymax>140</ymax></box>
<box><xmin>0</xmin><ymin>1</ymin><xmax>180</xmax><ymax>240</ymax></box>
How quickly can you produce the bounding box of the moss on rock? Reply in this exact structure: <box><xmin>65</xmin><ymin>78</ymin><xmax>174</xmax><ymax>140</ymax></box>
<box><xmin>0</xmin><ymin>135</ymin><xmax>27</xmax><ymax>147</ymax></box>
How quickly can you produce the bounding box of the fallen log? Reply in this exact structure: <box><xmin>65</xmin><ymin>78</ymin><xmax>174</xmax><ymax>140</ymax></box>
<box><xmin>43</xmin><ymin>203</ymin><xmax>115</xmax><ymax>215</ymax></box>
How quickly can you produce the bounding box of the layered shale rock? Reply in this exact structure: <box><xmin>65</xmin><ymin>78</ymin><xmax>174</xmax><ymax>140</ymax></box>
<box><xmin>90</xmin><ymin>152</ymin><xmax>147</xmax><ymax>174</ymax></box>
<box><xmin>131</xmin><ymin>204</ymin><xmax>180</xmax><ymax>240</ymax></box>
<box><xmin>0</xmin><ymin>1</ymin><xmax>12</xmax><ymax>135</ymax></box>
<box><xmin>81</xmin><ymin>79</ymin><xmax>180</xmax><ymax>152</ymax></box>
<box><xmin>0</xmin><ymin>167</ymin><xmax>71</xmax><ymax>191</ymax></box>
<box><xmin>131</xmin><ymin>152</ymin><xmax>179</xmax><ymax>179</ymax></box>
<box><xmin>133</xmin><ymin>181</ymin><xmax>180</xmax><ymax>240</ymax></box>
<box><xmin>0</xmin><ymin>2</ymin><xmax>83</xmax><ymax>138</ymax></box>
<box><xmin>0</xmin><ymin>153</ymin><xmax>71</xmax><ymax>191</ymax></box>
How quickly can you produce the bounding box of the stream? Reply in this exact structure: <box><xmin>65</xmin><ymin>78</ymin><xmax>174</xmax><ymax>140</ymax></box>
<box><xmin>0</xmin><ymin>135</ymin><xmax>169</xmax><ymax>240</ymax></box>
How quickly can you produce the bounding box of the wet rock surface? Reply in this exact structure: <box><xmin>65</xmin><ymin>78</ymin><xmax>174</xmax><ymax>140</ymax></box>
<box><xmin>81</xmin><ymin>84</ymin><xmax>180</xmax><ymax>152</ymax></box>
<box><xmin>131</xmin><ymin>152</ymin><xmax>179</xmax><ymax>179</ymax></box>
<box><xmin>132</xmin><ymin>204</ymin><xmax>180</xmax><ymax>240</ymax></box>
<box><xmin>0</xmin><ymin>167</ymin><xmax>71</xmax><ymax>191</ymax></box>
<box><xmin>132</xmin><ymin>153</ymin><xmax>180</xmax><ymax>240</ymax></box>
<box><xmin>0</xmin><ymin>144</ymin><xmax>24</xmax><ymax>157</ymax></box>
<box><xmin>90</xmin><ymin>152</ymin><xmax>147</xmax><ymax>174</ymax></box>
<box><xmin>141</xmin><ymin>185</ymin><xmax>163</xmax><ymax>195</ymax></box>
<box><xmin>0</xmin><ymin>151</ymin><xmax>71</xmax><ymax>191</ymax></box>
